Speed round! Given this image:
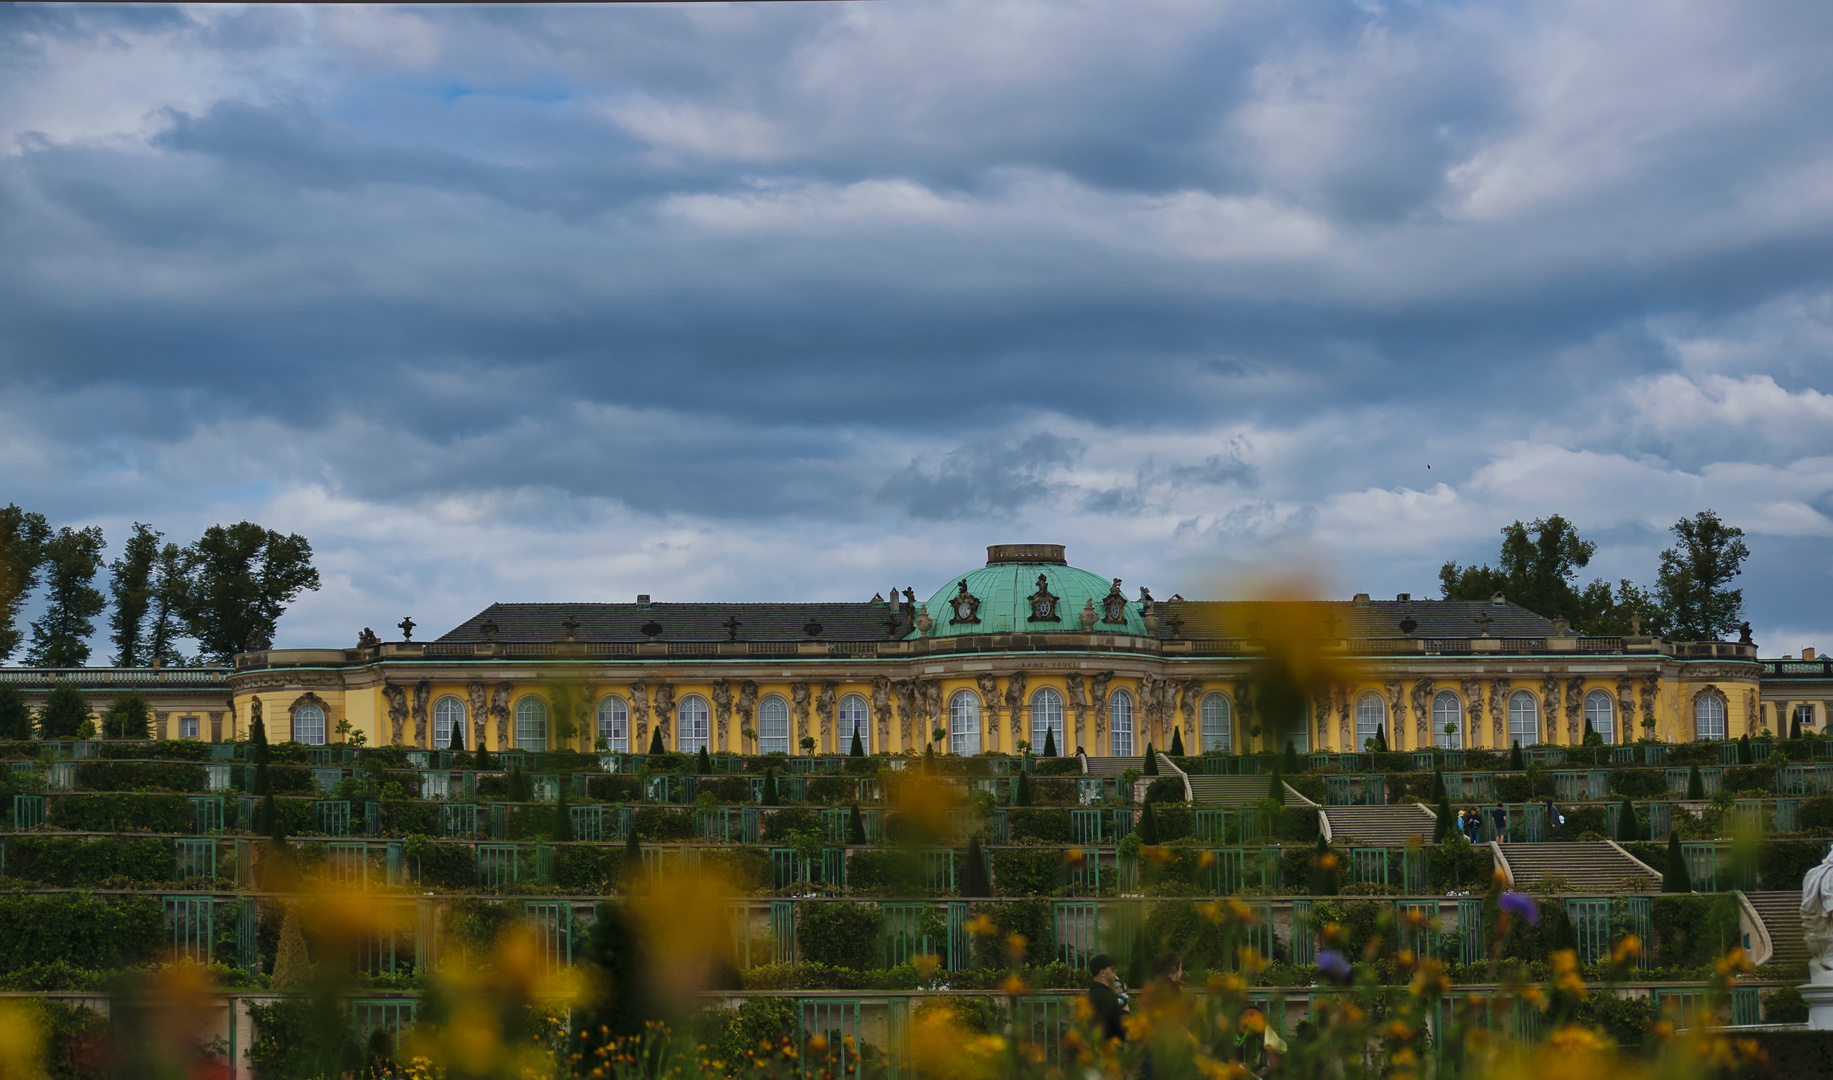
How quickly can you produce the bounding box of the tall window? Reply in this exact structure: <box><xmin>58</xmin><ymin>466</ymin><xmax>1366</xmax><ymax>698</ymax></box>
<box><xmin>677</xmin><ymin>696</ymin><xmax>710</xmax><ymax>754</ymax></box>
<box><xmin>1584</xmin><ymin>691</ymin><xmax>1615</xmax><ymax>744</ymax></box>
<box><xmin>434</xmin><ymin>696</ymin><xmax>466</xmax><ymax>749</ymax></box>
<box><xmin>293</xmin><ymin>703</ymin><xmax>326</xmax><ymax>746</ymax></box>
<box><xmin>949</xmin><ymin>691</ymin><xmax>981</xmax><ymax>756</ymax></box>
<box><xmin>839</xmin><ymin>693</ymin><xmax>870</xmax><ymax>754</ymax></box>
<box><xmin>758</xmin><ymin>696</ymin><xmax>790</xmax><ymax>755</ymax></box>
<box><xmin>1432</xmin><ymin>691</ymin><xmax>1463</xmax><ymax>749</ymax></box>
<box><xmin>1355</xmin><ymin>692</ymin><xmax>1386</xmax><ymax>748</ymax></box>
<box><xmin>515</xmin><ymin>698</ymin><xmax>549</xmax><ymax>751</ymax></box>
<box><xmin>1794</xmin><ymin>703</ymin><xmax>1816</xmax><ymax>731</ymax></box>
<box><xmin>1030</xmin><ymin>688</ymin><xmax>1064</xmax><ymax>753</ymax></box>
<box><xmin>1200</xmin><ymin>693</ymin><xmax>1232</xmax><ymax>753</ymax></box>
<box><xmin>597</xmin><ymin>696</ymin><xmax>629</xmax><ymax>752</ymax></box>
<box><xmin>1507</xmin><ymin>691</ymin><xmax>1538</xmax><ymax>747</ymax></box>
<box><xmin>1109</xmin><ymin>690</ymin><xmax>1134</xmax><ymax>757</ymax></box>
<box><xmin>1695</xmin><ymin>695</ymin><xmax>1726</xmax><ymax>740</ymax></box>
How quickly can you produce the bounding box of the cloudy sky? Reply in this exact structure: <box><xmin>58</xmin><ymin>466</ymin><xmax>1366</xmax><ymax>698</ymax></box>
<box><xmin>4</xmin><ymin>1</ymin><xmax>1833</xmax><ymax>656</ymax></box>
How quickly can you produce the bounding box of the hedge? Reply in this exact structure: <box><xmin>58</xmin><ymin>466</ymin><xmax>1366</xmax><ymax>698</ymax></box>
<box><xmin>50</xmin><ymin>793</ymin><xmax>193</xmax><ymax>832</ymax></box>
<box><xmin>1007</xmin><ymin>809</ymin><xmax>1072</xmax><ymax>844</ymax></box>
<box><xmin>2</xmin><ymin>835</ymin><xmax>178</xmax><ymax>886</ymax></box>
<box><xmin>382</xmin><ymin>799</ymin><xmax>438</xmax><ymax>837</ymax></box>
<box><xmin>0</xmin><ymin>892</ymin><xmax>165</xmax><ymax>971</ymax></box>
<box><xmin>74</xmin><ymin>761</ymin><xmax>208</xmax><ymax>793</ymax></box>
<box><xmin>762</xmin><ymin>807</ymin><xmax>821</xmax><ymax>842</ymax></box>
<box><xmin>633</xmin><ymin>808</ymin><xmax>694</xmax><ymax>842</ymax></box>
<box><xmin>991</xmin><ymin>848</ymin><xmax>1062</xmax><ymax>897</ymax></box>
<box><xmin>797</xmin><ymin>900</ymin><xmax>881</xmax><ymax>970</ymax></box>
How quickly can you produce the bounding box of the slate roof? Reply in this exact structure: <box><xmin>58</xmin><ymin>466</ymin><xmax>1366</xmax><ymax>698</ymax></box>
<box><xmin>437</xmin><ymin>596</ymin><xmax>1559</xmax><ymax>645</ymax></box>
<box><xmin>1150</xmin><ymin>598</ymin><xmax>1559</xmax><ymax>640</ymax></box>
<box><xmin>437</xmin><ymin>602</ymin><xmax>911</xmax><ymax>644</ymax></box>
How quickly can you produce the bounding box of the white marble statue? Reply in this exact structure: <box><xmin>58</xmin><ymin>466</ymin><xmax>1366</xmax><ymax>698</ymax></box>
<box><xmin>1808</xmin><ymin>845</ymin><xmax>1833</xmax><ymax>981</ymax></box>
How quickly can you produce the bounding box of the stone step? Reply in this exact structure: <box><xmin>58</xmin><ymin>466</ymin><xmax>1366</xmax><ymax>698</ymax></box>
<box><xmin>1743</xmin><ymin>891</ymin><xmax>1808</xmax><ymax>964</ymax></box>
<box><xmin>1499</xmin><ymin>842</ymin><xmax>1659</xmax><ymax>893</ymax></box>
<box><xmin>1324</xmin><ymin>805</ymin><xmax>1436</xmax><ymax>845</ymax></box>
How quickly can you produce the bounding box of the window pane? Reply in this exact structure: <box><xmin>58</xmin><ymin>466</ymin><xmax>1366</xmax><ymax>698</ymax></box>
<box><xmin>1696</xmin><ymin>696</ymin><xmax>1725</xmax><ymax>739</ymax></box>
<box><xmin>597</xmin><ymin>697</ymin><xmax>629</xmax><ymax>752</ymax></box>
<box><xmin>1200</xmin><ymin>693</ymin><xmax>1232</xmax><ymax>753</ymax></box>
<box><xmin>1432</xmin><ymin>691</ymin><xmax>1462</xmax><ymax>749</ymax></box>
<box><xmin>759</xmin><ymin>697</ymin><xmax>790</xmax><ymax>755</ymax></box>
<box><xmin>839</xmin><ymin>694</ymin><xmax>870</xmax><ymax>754</ymax></box>
<box><xmin>1508</xmin><ymin>691</ymin><xmax>1537</xmax><ymax>747</ymax></box>
<box><xmin>1355</xmin><ymin>693</ymin><xmax>1385</xmax><ymax>747</ymax></box>
<box><xmin>1030</xmin><ymin>689</ymin><xmax>1063</xmax><ymax>752</ymax></box>
<box><xmin>516</xmin><ymin>698</ymin><xmax>548</xmax><ymax>751</ymax></box>
<box><xmin>1110</xmin><ymin>691</ymin><xmax>1133</xmax><ymax>757</ymax></box>
<box><xmin>950</xmin><ymin>692</ymin><xmax>980</xmax><ymax>756</ymax></box>
<box><xmin>1584</xmin><ymin>691</ymin><xmax>1614</xmax><ymax>744</ymax></box>
<box><xmin>434</xmin><ymin>697</ymin><xmax>465</xmax><ymax>749</ymax></box>
<box><xmin>293</xmin><ymin>704</ymin><xmax>325</xmax><ymax>746</ymax></box>
<box><xmin>677</xmin><ymin>696</ymin><xmax>709</xmax><ymax>754</ymax></box>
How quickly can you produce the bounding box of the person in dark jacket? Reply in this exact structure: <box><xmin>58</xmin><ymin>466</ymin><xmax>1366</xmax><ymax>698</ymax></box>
<box><xmin>1085</xmin><ymin>953</ymin><xmax>1127</xmax><ymax>1045</ymax></box>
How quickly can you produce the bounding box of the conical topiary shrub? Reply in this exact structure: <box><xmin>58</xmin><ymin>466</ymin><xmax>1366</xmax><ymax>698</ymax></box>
<box><xmin>849</xmin><ymin>727</ymin><xmax>865</xmax><ymax>757</ymax></box>
<box><xmin>961</xmin><ymin>834</ymin><xmax>991</xmax><ymax>898</ymax></box>
<box><xmin>1615</xmin><ymin>797</ymin><xmax>1640</xmax><ymax>842</ymax></box>
<box><xmin>1686</xmin><ymin>764</ymin><xmax>1705</xmax><ymax>800</ymax></box>
<box><xmin>648</xmin><ymin>726</ymin><xmax>666</xmax><ymax>755</ymax></box>
<box><xmin>1143</xmin><ymin>743</ymin><xmax>1159</xmax><ymax>775</ymax></box>
<box><xmin>1042</xmin><ymin>726</ymin><xmax>1058</xmax><ymax>758</ymax></box>
<box><xmin>1284</xmin><ymin>740</ymin><xmax>1300</xmax><ymax>774</ymax></box>
<box><xmin>1138</xmin><ymin>799</ymin><xmax>1160</xmax><ymax>845</ymax></box>
<box><xmin>697</xmin><ymin>745</ymin><xmax>712</xmax><ymax>775</ymax></box>
<box><xmin>762</xmin><ymin>767</ymin><xmax>780</xmax><ymax>806</ymax></box>
<box><xmin>1434</xmin><ymin>793</ymin><xmax>1456</xmax><ymax>842</ymax></box>
<box><xmin>848</xmin><ymin>803</ymin><xmax>867</xmax><ymax>844</ymax></box>
<box><xmin>1310</xmin><ymin>835</ymin><xmax>1338</xmax><ymax>896</ymax></box>
<box><xmin>1662</xmin><ymin>830</ymin><xmax>1692</xmax><ymax>892</ymax></box>
<box><xmin>1168</xmin><ymin>727</ymin><xmax>1184</xmax><ymax>757</ymax></box>
<box><xmin>554</xmin><ymin>786</ymin><xmax>575</xmax><ymax>842</ymax></box>
<box><xmin>1015</xmin><ymin>770</ymin><xmax>1034</xmax><ymax>807</ymax></box>
<box><xmin>1738</xmin><ymin>734</ymin><xmax>1753</xmax><ymax>765</ymax></box>
<box><xmin>1509</xmin><ymin>741</ymin><xmax>1525</xmax><ymax>770</ymax></box>
<box><xmin>1373</xmin><ymin>724</ymin><xmax>1389</xmax><ymax>753</ymax></box>
<box><xmin>271</xmin><ymin>906</ymin><xmax>312</xmax><ymax>987</ymax></box>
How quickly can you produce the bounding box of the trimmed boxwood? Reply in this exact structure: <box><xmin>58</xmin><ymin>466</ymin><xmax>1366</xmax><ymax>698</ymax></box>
<box><xmin>586</xmin><ymin>774</ymin><xmax>642</xmax><ymax>802</ymax></box>
<box><xmin>551</xmin><ymin>844</ymin><xmax>614</xmax><ymax>891</ymax></box>
<box><xmin>797</xmin><ymin>900</ymin><xmax>882</xmax><ymax>970</ymax></box>
<box><xmin>50</xmin><ymin>793</ymin><xmax>193</xmax><ymax>832</ymax></box>
<box><xmin>405</xmin><ymin>838</ymin><xmax>477</xmax><ymax>888</ymax></box>
<box><xmin>74</xmin><ymin>761</ymin><xmax>207</xmax><ymax>793</ymax></box>
<box><xmin>762</xmin><ymin>807</ymin><xmax>821</xmax><ymax>842</ymax></box>
<box><xmin>2</xmin><ymin>835</ymin><xmax>177</xmax><ymax>886</ymax></box>
<box><xmin>382</xmin><ymin>799</ymin><xmax>438</xmax><ymax>836</ymax></box>
<box><xmin>991</xmin><ymin>847</ymin><xmax>1062</xmax><ymax>897</ymax></box>
<box><xmin>1007</xmin><ymin>809</ymin><xmax>1072</xmax><ymax>844</ymax></box>
<box><xmin>0</xmin><ymin>893</ymin><xmax>165</xmax><ymax>971</ymax></box>
<box><xmin>1609</xmin><ymin>769</ymin><xmax>1668</xmax><ymax>798</ymax></box>
<box><xmin>633</xmin><ymin>807</ymin><xmax>694</xmax><ymax>842</ymax></box>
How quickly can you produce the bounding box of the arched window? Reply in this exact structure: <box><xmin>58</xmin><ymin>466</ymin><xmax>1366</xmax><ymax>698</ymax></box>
<box><xmin>1030</xmin><ymin>688</ymin><xmax>1064</xmax><ymax>754</ymax></box>
<box><xmin>758</xmin><ymin>696</ymin><xmax>790</xmax><ymax>755</ymax></box>
<box><xmin>1695</xmin><ymin>695</ymin><xmax>1726</xmax><ymax>740</ymax></box>
<box><xmin>597</xmin><ymin>696</ymin><xmax>629</xmax><ymax>752</ymax></box>
<box><xmin>950</xmin><ymin>691</ymin><xmax>981</xmax><ymax>755</ymax></box>
<box><xmin>839</xmin><ymin>693</ymin><xmax>870</xmax><ymax>754</ymax></box>
<box><xmin>1432</xmin><ymin>691</ymin><xmax>1462</xmax><ymax>749</ymax></box>
<box><xmin>515</xmin><ymin>698</ymin><xmax>549</xmax><ymax>751</ymax></box>
<box><xmin>1507</xmin><ymin>691</ymin><xmax>1538</xmax><ymax>747</ymax></box>
<box><xmin>677</xmin><ymin>695</ymin><xmax>710</xmax><ymax>754</ymax></box>
<box><xmin>434</xmin><ymin>696</ymin><xmax>466</xmax><ymax>749</ymax></box>
<box><xmin>1200</xmin><ymin>693</ymin><xmax>1232</xmax><ymax>753</ymax></box>
<box><xmin>1109</xmin><ymin>690</ymin><xmax>1134</xmax><ymax>757</ymax></box>
<box><xmin>1355</xmin><ymin>692</ymin><xmax>1386</xmax><ymax>749</ymax></box>
<box><xmin>293</xmin><ymin>703</ymin><xmax>326</xmax><ymax>746</ymax></box>
<box><xmin>1584</xmin><ymin>690</ymin><xmax>1615</xmax><ymax>744</ymax></box>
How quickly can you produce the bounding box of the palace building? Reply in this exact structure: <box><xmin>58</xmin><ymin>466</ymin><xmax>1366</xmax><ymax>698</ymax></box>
<box><xmin>187</xmin><ymin>543</ymin><xmax>1804</xmax><ymax>758</ymax></box>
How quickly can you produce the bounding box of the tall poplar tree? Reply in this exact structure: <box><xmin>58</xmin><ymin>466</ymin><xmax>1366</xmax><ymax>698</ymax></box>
<box><xmin>108</xmin><ymin>523</ymin><xmax>162</xmax><ymax>666</ymax></box>
<box><xmin>146</xmin><ymin>542</ymin><xmax>193</xmax><ymax>665</ymax></box>
<box><xmin>0</xmin><ymin>506</ymin><xmax>51</xmax><ymax>661</ymax></box>
<box><xmin>25</xmin><ymin>526</ymin><xmax>106</xmax><ymax>667</ymax></box>
<box><xmin>1657</xmin><ymin>511</ymin><xmax>1750</xmax><ymax>642</ymax></box>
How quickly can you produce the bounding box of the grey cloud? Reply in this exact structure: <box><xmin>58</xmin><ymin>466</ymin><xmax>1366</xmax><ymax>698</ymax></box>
<box><xmin>878</xmin><ymin>434</ymin><xmax>1084</xmax><ymax>520</ymax></box>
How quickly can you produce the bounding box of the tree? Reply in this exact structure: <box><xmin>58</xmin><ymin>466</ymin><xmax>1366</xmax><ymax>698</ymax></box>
<box><xmin>270</xmin><ymin>906</ymin><xmax>312</xmax><ymax>988</ymax></box>
<box><xmin>1615</xmin><ymin>797</ymin><xmax>1640</xmax><ymax>843</ymax></box>
<box><xmin>107</xmin><ymin>523</ymin><xmax>162</xmax><ymax>666</ymax></box>
<box><xmin>251</xmin><ymin>712</ymin><xmax>271</xmax><ymax>796</ymax></box>
<box><xmin>960</xmin><ymin>834</ymin><xmax>991</xmax><ymax>898</ymax></box>
<box><xmin>1686</xmin><ymin>764</ymin><xmax>1705</xmax><ymax>800</ymax></box>
<box><xmin>1656</xmin><ymin>511</ymin><xmax>1750</xmax><ymax>642</ymax></box>
<box><xmin>145</xmin><ymin>542</ymin><xmax>192</xmax><ymax>665</ymax></box>
<box><xmin>25</xmin><ymin>526</ymin><xmax>106</xmax><ymax>667</ymax></box>
<box><xmin>1143</xmin><ymin>742</ymin><xmax>1158</xmax><ymax>775</ymax></box>
<box><xmin>572</xmin><ymin>902</ymin><xmax>657</xmax><ymax>1049</ymax></box>
<box><xmin>1138</xmin><ymin>799</ymin><xmax>1160</xmax><ymax>845</ymax></box>
<box><xmin>179</xmin><ymin>522</ymin><xmax>320</xmax><ymax>661</ymax></box>
<box><xmin>1791</xmin><ymin>713</ymin><xmax>1802</xmax><ymax>740</ymax></box>
<box><xmin>1662</xmin><ymin>831</ymin><xmax>1692</xmax><ymax>893</ymax></box>
<box><xmin>1431</xmin><ymin>770</ymin><xmax>1447</xmax><ymax>802</ymax></box>
<box><xmin>1042</xmin><ymin>726</ymin><xmax>1059</xmax><ymax>758</ymax></box>
<box><xmin>103</xmin><ymin>693</ymin><xmax>152</xmax><ymax>739</ymax></box>
<box><xmin>1167</xmin><ymin>726</ymin><xmax>1183</xmax><ymax>757</ymax></box>
<box><xmin>37</xmin><ymin>682</ymin><xmax>91</xmax><ymax>738</ymax></box>
<box><xmin>0</xmin><ymin>506</ymin><xmax>50</xmax><ymax>662</ymax></box>
<box><xmin>1283</xmin><ymin>740</ymin><xmax>1300</xmax><ymax>774</ymax></box>
<box><xmin>0</xmin><ymin>684</ymin><xmax>29</xmax><ymax>739</ymax></box>
<box><xmin>1440</xmin><ymin>515</ymin><xmax>1662</xmax><ymax>634</ymax></box>
<box><xmin>554</xmin><ymin>786</ymin><xmax>575</xmax><ymax>842</ymax></box>
<box><xmin>1434</xmin><ymin>794</ymin><xmax>1456</xmax><ymax>842</ymax></box>
<box><xmin>648</xmin><ymin>726</ymin><xmax>666</xmax><ymax>755</ymax></box>
<box><xmin>259</xmin><ymin>791</ymin><xmax>280</xmax><ymax>837</ymax></box>
<box><xmin>849</xmin><ymin>726</ymin><xmax>865</xmax><ymax>757</ymax></box>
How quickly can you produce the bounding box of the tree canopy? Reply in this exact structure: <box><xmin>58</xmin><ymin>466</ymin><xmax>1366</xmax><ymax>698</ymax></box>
<box><xmin>1657</xmin><ymin>510</ymin><xmax>1750</xmax><ymax>641</ymax></box>
<box><xmin>0</xmin><ymin>505</ymin><xmax>51</xmax><ymax>662</ymax></box>
<box><xmin>180</xmin><ymin>522</ymin><xmax>320</xmax><ymax>661</ymax></box>
<box><xmin>108</xmin><ymin>523</ymin><xmax>162</xmax><ymax>667</ymax></box>
<box><xmin>25</xmin><ymin>526</ymin><xmax>106</xmax><ymax>667</ymax></box>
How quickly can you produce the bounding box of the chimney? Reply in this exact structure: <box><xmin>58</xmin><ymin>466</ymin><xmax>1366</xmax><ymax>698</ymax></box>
<box><xmin>1353</xmin><ymin>593</ymin><xmax>1370</xmax><ymax>606</ymax></box>
<box><xmin>1396</xmin><ymin>593</ymin><xmax>1411</xmax><ymax>603</ymax></box>
<box><xmin>1806</xmin><ymin>647</ymin><xmax>1818</xmax><ymax>661</ymax></box>
<box><xmin>636</xmin><ymin>594</ymin><xmax>650</xmax><ymax>605</ymax></box>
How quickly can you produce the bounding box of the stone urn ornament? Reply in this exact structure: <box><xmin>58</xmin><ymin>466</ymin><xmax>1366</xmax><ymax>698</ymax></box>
<box><xmin>914</xmin><ymin>605</ymin><xmax>933</xmax><ymax>637</ymax></box>
<box><xmin>1079</xmin><ymin>599</ymin><xmax>1099</xmax><ymax>632</ymax></box>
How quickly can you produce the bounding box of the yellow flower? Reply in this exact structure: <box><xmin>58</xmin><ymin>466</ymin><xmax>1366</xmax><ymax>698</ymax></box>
<box><xmin>1000</xmin><ymin>973</ymin><xmax>1029</xmax><ymax>996</ymax></box>
<box><xmin>1123</xmin><ymin>1012</ymin><xmax>1155</xmax><ymax>1041</ymax></box>
<box><xmin>1004</xmin><ymin>933</ymin><xmax>1028</xmax><ymax>964</ymax></box>
<box><xmin>965</xmin><ymin>914</ymin><xmax>996</xmax><ymax>936</ymax></box>
<box><xmin>1610</xmin><ymin>935</ymin><xmax>1642</xmax><ymax>968</ymax></box>
<box><xmin>911</xmin><ymin>953</ymin><xmax>942</xmax><ymax>981</ymax></box>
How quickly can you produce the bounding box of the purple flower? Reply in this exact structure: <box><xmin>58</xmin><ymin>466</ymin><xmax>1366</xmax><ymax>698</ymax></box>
<box><xmin>1316</xmin><ymin>950</ymin><xmax>1352</xmax><ymax>983</ymax></box>
<box><xmin>1499</xmin><ymin>891</ymin><xmax>1540</xmax><ymax>926</ymax></box>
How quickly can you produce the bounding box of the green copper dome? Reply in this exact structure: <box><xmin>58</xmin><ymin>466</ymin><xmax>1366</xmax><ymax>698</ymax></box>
<box><xmin>911</xmin><ymin>544</ymin><xmax>1147</xmax><ymax>638</ymax></box>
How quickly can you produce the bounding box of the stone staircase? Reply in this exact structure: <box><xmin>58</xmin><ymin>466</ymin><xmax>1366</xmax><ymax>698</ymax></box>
<box><xmin>1323</xmin><ymin>804</ymin><xmax>1437</xmax><ymax>845</ymax></box>
<box><xmin>1081</xmin><ymin>755</ymin><xmax>1150</xmax><ymax>777</ymax></box>
<box><xmin>1741</xmin><ymin>891</ymin><xmax>1808</xmax><ymax>966</ymax></box>
<box><xmin>1186</xmin><ymin>774</ymin><xmax>1307</xmax><ymax>807</ymax></box>
<box><xmin>1497</xmin><ymin>841</ymin><xmax>1661</xmax><ymax>893</ymax></box>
